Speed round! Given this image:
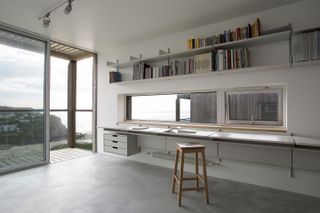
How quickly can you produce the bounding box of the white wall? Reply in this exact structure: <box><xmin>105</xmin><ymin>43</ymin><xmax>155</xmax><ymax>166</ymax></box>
<box><xmin>97</xmin><ymin>0</ymin><xmax>320</xmax><ymax>197</ymax></box>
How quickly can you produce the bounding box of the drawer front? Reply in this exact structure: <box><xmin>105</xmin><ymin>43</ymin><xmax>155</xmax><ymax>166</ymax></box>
<box><xmin>104</xmin><ymin>139</ymin><xmax>127</xmax><ymax>149</ymax></box>
<box><xmin>104</xmin><ymin>133</ymin><xmax>127</xmax><ymax>143</ymax></box>
<box><xmin>104</xmin><ymin>145</ymin><xmax>127</xmax><ymax>156</ymax></box>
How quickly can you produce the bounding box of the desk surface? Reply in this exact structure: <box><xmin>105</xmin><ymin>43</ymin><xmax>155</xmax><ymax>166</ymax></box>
<box><xmin>101</xmin><ymin>126</ymin><xmax>296</xmax><ymax>147</ymax></box>
<box><xmin>100</xmin><ymin>126</ymin><xmax>320</xmax><ymax>149</ymax></box>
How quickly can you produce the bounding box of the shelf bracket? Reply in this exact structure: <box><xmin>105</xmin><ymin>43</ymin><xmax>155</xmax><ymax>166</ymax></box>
<box><xmin>106</xmin><ymin>59</ymin><xmax>119</xmax><ymax>67</ymax></box>
<box><xmin>106</xmin><ymin>61</ymin><xmax>115</xmax><ymax>66</ymax></box>
<box><xmin>159</xmin><ymin>48</ymin><xmax>170</xmax><ymax>56</ymax></box>
<box><xmin>130</xmin><ymin>54</ymin><xmax>142</xmax><ymax>61</ymax></box>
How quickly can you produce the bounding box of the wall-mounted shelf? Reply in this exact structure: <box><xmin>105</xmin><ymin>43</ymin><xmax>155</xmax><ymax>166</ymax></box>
<box><xmin>108</xmin><ymin>26</ymin><xmax>291</xmax><ymax>69</ymax></box>
<box><xmin>214</xmin><ymin>30</ymin><xmax>290</xmax><ymax>49</ymax></box>
<box><xmin>108</xmin><ymin>24</ymin><xmax>292</xmax><ymax>84</ymax></box>
<box><xmin>110</xmin><ymin>64</ymin><xmax>291</xmax><ymax>85</ymax></box>
<box><xmin>108</xmin><ymin>45</ymin><xmax>215</xmax><ymax>69</ymax></box>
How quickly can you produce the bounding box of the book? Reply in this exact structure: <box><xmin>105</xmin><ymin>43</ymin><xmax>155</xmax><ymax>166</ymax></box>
<box><xmin>252</xmin><ymin>18</ymin><xmax>261</xmax><ymax>37</ymax></box>
<box><xmin>109</xmin><ymin>71</ymin><xmax>121</xmax><ymax>83</ymax></box>
<box><xmin>214</xmin><ymin>47</ymin><xmax>249</xmax><ymax>71</ymax></box>
<box><xmin>217</xmin><ymin>50</ymin><xmax>224</xmax><ymax>71</ymax></box>
<box><xmin>236</xmin><ymin>28</ymin><xmax>241</xmax><ymax>40</ymax></box>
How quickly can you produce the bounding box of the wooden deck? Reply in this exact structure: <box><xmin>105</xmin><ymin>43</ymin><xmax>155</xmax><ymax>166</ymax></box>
<box><xmin>0</xmin><ymin>152</ymin><xmax>43</xmax><ymax>171</ymax></box>
<box><xmin>50</xmin><ymin>148</ymin><xmax>93</xmax><ymax>164</ymax></box>
<box><xmin>0</xmin><ymin>148</ymin><xmax>92</xmax><ymax>171</ymax></box>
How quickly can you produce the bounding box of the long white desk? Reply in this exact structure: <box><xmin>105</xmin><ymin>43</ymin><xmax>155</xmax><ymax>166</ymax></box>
<box><xmin>101</xmin><ymin>126</ymin><xmax>295</xmax><ymax>148</ymax></box>
<box><xmin>100</xmin><ymin>126</ymin><xmax>320</xmax><ymax>174</ymax></box>
<box><xmin>101</xmin><ymin>126</ymin><xmax>320</xmax><ymax>149</ymax></box>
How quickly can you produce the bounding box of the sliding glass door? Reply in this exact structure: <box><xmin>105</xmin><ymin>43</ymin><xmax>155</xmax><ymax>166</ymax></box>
<box><xmin>0</xmin><ymin>26</ymin><xmax>49</xmax><ymax>173</ymax></box>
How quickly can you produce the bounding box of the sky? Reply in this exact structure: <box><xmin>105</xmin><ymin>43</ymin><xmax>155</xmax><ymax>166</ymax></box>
<box><xmin>0</xmin><ymin>44</ymin><xmax>45</xmax><ymax>109</ymax></box>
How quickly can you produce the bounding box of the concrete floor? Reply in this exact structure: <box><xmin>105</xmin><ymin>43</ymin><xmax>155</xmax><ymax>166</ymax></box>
<box><xmin>0</xmin><ymin>154</ymin><xmax>319</xmax><ymax>213</ymax></box>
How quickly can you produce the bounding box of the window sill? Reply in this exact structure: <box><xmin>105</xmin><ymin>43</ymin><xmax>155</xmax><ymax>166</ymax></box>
<box><xmin>118</xmin><ymin>120</ymin><xmax>287</xmax><ymax>133</ymax></box>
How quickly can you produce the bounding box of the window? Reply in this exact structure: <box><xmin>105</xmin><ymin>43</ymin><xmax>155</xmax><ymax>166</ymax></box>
<box><xmin>127</xmin><ymin>92</ymin><xmax>217</xmax><ymax>124</ymax></box>
<box><xmin>129</xmin><ymin>94</ymin><xmax>177</xmax><ymax>122</ymax></box>
<box><xmin>125</xmin><ymin>86</ymin><xmax>285</xmax><ymax>128</ymax></box>
<box><xmin>0</xmin><ymin>26</ymin><xmax>48</xmax><ymax>173</ymax></box>
<box><xmin>225</xmin><ymin>88</ymin><xmax>283</xmax><ymax>125</ymax></box>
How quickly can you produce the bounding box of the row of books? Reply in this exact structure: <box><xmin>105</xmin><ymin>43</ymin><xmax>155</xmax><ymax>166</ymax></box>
<box><xmin>187</xmin><ymin>18</ymin><xmax>261</xmax><ymax>49</ymax></box>
<box><xmin>132</xmin><ymin>48</ymin><xmax>250</xmax><ymax>80</ymax></box>
<box><xmin>293</xmin><ymin>30</ymin><xmax>320</xmax><ymax>62</ymax></box>
<box><xmin>133</xmin><ymin>63</ymin><xmax>150</xmax><ymax>80</ymax></box>
<box><xmin>215</xmin><ymin>48</ymin><xmax>250</xmax><ymax>71</ymax></box>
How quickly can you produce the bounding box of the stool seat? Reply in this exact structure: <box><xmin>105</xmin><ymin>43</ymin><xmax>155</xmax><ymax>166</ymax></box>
<box><xmin>171</xmin><ymin>142</ymin><xmax>209</xmax><ymax>206</ymax></box>
<box><xmin>177</xmin><ymin>142</ymin><xmax>205</xmax><ymax>149</ymax></box>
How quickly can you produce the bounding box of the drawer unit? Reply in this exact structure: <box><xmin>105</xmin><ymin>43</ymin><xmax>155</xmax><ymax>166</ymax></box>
<box><xmin>103</xmin><ymin>131</ymin><xmax>138</xmax><ymax>156</ymax></box>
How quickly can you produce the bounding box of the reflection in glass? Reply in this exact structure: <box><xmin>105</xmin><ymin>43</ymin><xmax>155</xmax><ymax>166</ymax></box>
<box><xmin>77</xmin><ymin>57</ymin><xmax>93</xmax><ymax>110</ymax></box>
<box><xmin>76</xmin><ymin>112</ymin><xmax>92</xmax><ymax>150</ymax></box>
<box><xmin>0</xmin><ymin>111</ymin><xmax>44</xmax><ymax>170</ymax></box>
<box><xmin>49</xmin><ymin>112</ymin><xmax>68</xmax><ymax>150</ymax></box>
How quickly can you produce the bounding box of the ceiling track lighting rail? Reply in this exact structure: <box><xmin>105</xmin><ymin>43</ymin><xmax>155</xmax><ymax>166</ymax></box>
<box><xmin>38</xmin><ymin>0</ymin><xmax>74</xmax><ymax>28</ymax></box>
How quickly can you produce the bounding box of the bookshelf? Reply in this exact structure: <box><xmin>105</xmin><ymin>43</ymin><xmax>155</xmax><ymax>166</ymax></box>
<box><xmin>107</xmin><ymin>24</ymin><xmax>292</xmax><ymax>84</ymax></box>
<box><xmin>110</xmin><ymin>64</ymin><xmax>291</xmax><ymax>85</ymax></box>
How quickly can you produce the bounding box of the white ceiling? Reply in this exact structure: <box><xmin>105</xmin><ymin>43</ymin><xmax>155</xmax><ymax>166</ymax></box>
<box><xmin>0</xmin><ymin>0</ymin><xmax>302</xmax><ymax>53</ymax></box>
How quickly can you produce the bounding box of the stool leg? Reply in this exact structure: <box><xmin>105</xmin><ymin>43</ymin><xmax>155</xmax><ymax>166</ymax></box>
<box><xmin>171</xmin><ymin>149</ymin><xmax>179</xmax><ymax>193</ymax></box>
<box><xmin>195</xmin><ymin>152</ymin><xmax>199</xmax><ymax>191</ymax></box>
<box><xmin>201</xmin><ymin>150</ymin><xmax>209</xmax><ymax>204</ymax></box>
<box><xmin>178</xmin><ymin>151</ymin><xmax>184</xmax><ymax>206</ymax></box>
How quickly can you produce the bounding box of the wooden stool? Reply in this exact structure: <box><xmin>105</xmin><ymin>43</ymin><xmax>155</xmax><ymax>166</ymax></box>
<box><xmin>171</xmin><ymin>142</ymin><xmax>209</xmax><ymax>206</ymax></box>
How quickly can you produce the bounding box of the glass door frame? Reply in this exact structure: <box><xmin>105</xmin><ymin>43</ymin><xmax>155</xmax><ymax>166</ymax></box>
<box><xmin>50</xmin><ymin>50</ymin><xmax>97</xmax><ymax>153</ymax></box>
<box><xmin>0</xmin><ymin>22</ymin><xmax>50</xmax><ymax>174</ymax></box>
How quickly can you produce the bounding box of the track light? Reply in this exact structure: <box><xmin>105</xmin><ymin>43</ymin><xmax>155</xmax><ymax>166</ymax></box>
<box><xmin>64</xmin><ymin>0</ymin><xmax>73</xmax><ymax>15</ymax></box>
<box><xmin>43</xmin><ymin>13</ymin><xmax>51</xmax><ymax>28</ymax></box>
<box><xmin>38</xmin><ymin>0</ymin><xmax>76</xmax><ymax>28</ymax></box>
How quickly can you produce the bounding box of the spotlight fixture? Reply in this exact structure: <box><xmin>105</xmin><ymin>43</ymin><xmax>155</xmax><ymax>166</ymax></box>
<box><xmin>64</xmin><ymin>0</ymin><xmax>73</xmax><ymax>15</ymax></box>
<box><xmin>43</xmin><ymin>13</ymin><xmax>51</xmax><ymax>28</ymax></box>
<box><xmin>38</xmin><ymin>0</ymin><xmax>76</xmax><ymax>28</ymax></box>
